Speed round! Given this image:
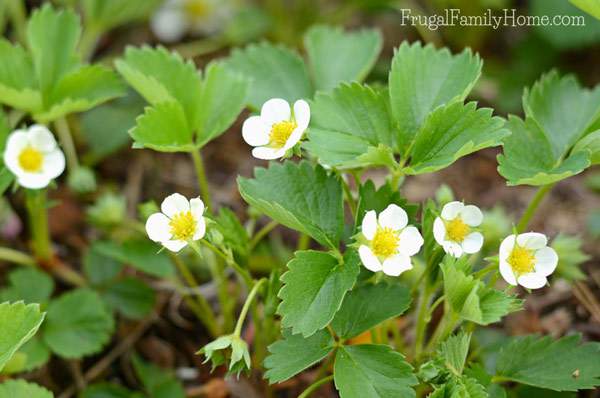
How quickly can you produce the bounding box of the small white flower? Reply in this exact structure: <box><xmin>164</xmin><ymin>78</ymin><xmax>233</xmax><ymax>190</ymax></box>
<box><xmin>3</xmin><ymin>125</ymin><xmax>65</xmax><ymax>189</ymax></box>
<box><xmin>433</xmin><ymin>201</ymin><xmax>484</xmax><ymax>258</ymax></box>
<box><xmin>242</xmin><ymin>98</ymin><xmax>310</xmax><ymax>160</ymax></box>
<box><xmin>358</xmin><ymin>204</ymin><xmax>424</xmax><ymax>277</ymax></box>
<box><xmin>499</xmin><ymin>232</ymin><xmax>558</xmax><ymax>289</ymax></box>
<box><xmin>146</xmin><ymin>193</ymin><xmax>206</xmax><ymax>252</ymax></box>
<box><xmin>151</xmin><ymin>0</ymin><xmax>232</xmax><ymax>42</ymax></box>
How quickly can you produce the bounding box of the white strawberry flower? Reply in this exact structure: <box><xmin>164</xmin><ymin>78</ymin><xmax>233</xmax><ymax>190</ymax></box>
<box><xmin>242</xmin><ymin>98</ymin><xmax>310</xmax><ymax>160</ymax></box>
<box><xmin>358</xmin><ymin>204</ymin><xmax>424</xmax><ymax>276</ymax></box>
<box><xmin>146</xmin><ymin>193</ymin><xmax>206</xmax><ymax>252</ymax></box>
<box><xmin>433</xmin><ymin>201</ymin><xmax>484</xmax><ymax>258</ymax></box>
<box><xmin>3</xmin><ymin>125</ymin><xmax>65</xmax><ymax>189</ymax></box>
<box><xmin>499</xmin><ymin>232</ymin><xmax>558</xmax><ymax>289</ymax></box>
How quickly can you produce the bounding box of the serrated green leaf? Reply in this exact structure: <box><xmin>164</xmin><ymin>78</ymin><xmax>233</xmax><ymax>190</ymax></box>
<box><xmin>0</xmin><ymin>268</ymin><xmax>54</xmax><ymax>305</ymax></box>
<box><xmin>334</xmin><ymin>344</ymin><xmax>417</xmax><ymax>398</ymax></box>
<box><xmin>304</xmin><ymin>82</ymin><xmax>395</xmax><ymax>168</ymax></box>
<box><xmin>278</xmin><ymin>250</ymin><xmax>359</xmax><ymax>337</ymax></box>
<box><xmin>439</xmin><ymin>332</ymin><xmax>472</xmax><ymax>376</ymax></box>
<box><xmin>0</xmin><ymin>39</ymin><xmax>41</xmax><ymax>111</ymax></box>
<box><xmin>442</xmin><ymin>261</ymin><xmax>522</xmax><ymax>325</ymax></box>
<box><xmin>195</xmin><ymin>62</ymin><xmax>248</xmax><ymax>148</ymax></box>
<box><xmin>238</xmin><ymin>161</ymin><xmax>343</xmax><ymax>248</ymax></box>
<box><xmin>0</xmin><ymin>380</ymin><xmax>53</xmax><ymax>398</ymax></box>
<box><xmin>404</xmin><ymin>102</ymin><xmax>509</xmax><ymax>174</ymax></box>
<box><xmin>93</xmin><ymin>239</ymin><xmax>175</xmax><ymax>278</ymax></box>
<box><xmin>82</xmin><ymin>0</ymin><xmax>161</xmax><ymax>32</ymax></box>
<box><xmin>523</xmin><ymin>71</ymin><xmax>600</xmax><ymax>159</ymax></box>
<box><xmin>129</xmin><ymin>101</ymin><xmax>193</xmax><ymax>152</ymax></box>
<box><xmin>132</xmin><ymin>355</ymin><xmax>185</xmax><ymax>398</ymax></box>
<box><xmin>331</xmin><ymin>283</ymin><xmax>411</xmax><ymax>339</ymax></box>
<box><xmin>0</xmin><ymin>302</ymin><xmax>45</xmax><ymax>372</ymax></box>
<box><xmin>215</xmin><ymin>207</ymin><xmax>249</xmax><ymax>259</ymax></box>
<box><xmin>573</xmin><ymin>129</ymin><xmax>600</xmax><ymax>165</ymax></box>
<box><xmin>389</xmin><ymin>42</ymin><xmax>482</xmax><ymax>151</ymax></box>
<box><xmin>43</xmin><ymin>289</ymin><xmax>114</xmax><ymax>358</ymax></box>
<box><xmin>27</xmin><ymin>4</ymin><xmax>81</xmax><ymax>98</ymax></box>
<box><xmin>570</xmin><ymin>0</ymin><xmax>600</xmax><ymax>19</ymax></box>
<box><xmin>4</xmin><ymin>337</ymin><xmax>50</xmax><ymax>374</ymax></box>
<box><xmin>225</xmin><ymin>42</ymin><xmax>312</xmax><ymax>109</ymax></box>
<box><xmin>495</xmin><ymin>334</ymin><xmax>600</xmax><ymax>391</ymax></box>
<box><xmin>304</xmin><ymin>25</ymin><xmax>382</xmax><ymax>91</ymax></box>
<box><xmin>101</xmin><ymin>277</ymin><xmax>155</xmax><ymax>319</ymax></box>
<box><xmin>430</xmin><ymin>375</ymin><xmax>488</xmax><ymax>398</ymax></box>
<box><xmin>356</xmin><ymin>180</ymin><xmax>419</xmax><ymax>226</ymax></box>
<box><xmin>497</xmin><ymin>116</ymin><xmax>590</xmax><ymax>186</ymax></box>
<box><xmin>264</xmin><ymin>328</ymin><xmax>334</xmax><ymax>383</ymax></box>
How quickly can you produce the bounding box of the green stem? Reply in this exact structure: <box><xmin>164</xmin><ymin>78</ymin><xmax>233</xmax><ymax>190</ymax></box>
<box><xmin>78</xmin><ymin>24</ymin><xmax>103</xmax><ymax>61</ymax></box>
<box><xmin>248</xmin><ymin>220</ymin><xmax>278</xmax><ymax>251</ymax></box>
<box><xmin>425</xmin><ymin>308</ymin><xmax>460</xmax><ymax>353</ymax></box>
<box><xmin>25</xmin><ymin>189</ymin><xmax>52</xmax><ymax>261</ymax></box>
<box><xmin>340</xmin><ymin>174</ymin><xmax>356</xmax><ymax>217</ymax></box>
<box><xmin>516</xmin><ymin>183</ymin><xmax>555</xmax><ymax>233</ymax></box>
<box><xmin>6</xmin><ymin>0</ymin><xmax>27</xmax><ymax>45</ymax></box>
<box><xmin>473</xmin><ymin>263</ymin><xmax>498</xmax><ymax>279</ymax></box>
<box><xmin>0</xmin><ymin>247</ymin><xmax>36</xmax><ymax>266</ymax></box>
<box><xmin>414</xmin><ymin>285</ymin><xmax>434</xmax><ymax>361</ymax></box>
<box><xmin>171</xmin><ymin>36</ymin><xmax>226</xmax><ymax>59</ymax></box>
<box><xmin>190</xmin><ymin>150</ymin><xmax>212</xmax><ymax>211</ymax></box>
<box><xmin>298</xmin><ymin>375</ymin><xmax>334</xmax><ymax>398</ymax></box>
<box><xmin>54</xmin><ymin>117</ymin><xmax>79</xmax><ymax>172</ymax></box>
<box><xmin>234</xmin><ymin>278</ymin><xmax>266</xmax><ymax>336</ymax></box>
<box><xmin>297</xmin><ymin>233</ymin><xmax>310</xmax><ymax>251</ymax></box>
<box><xmin>198</xmin><ymin>239</ymin><xmax>254</xmax><ymax>288</ymax></box>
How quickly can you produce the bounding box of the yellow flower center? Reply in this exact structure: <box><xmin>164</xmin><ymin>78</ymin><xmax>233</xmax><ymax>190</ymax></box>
<box><xmin>184</xmin><ymin>0</ymin><xmax>209</xmax><ymax>18</ymax></box>
<box><xmin>371</xmin><ymin>227</ymin><xmax>399</xmax><ymax>258</ymax></box>
<box><xmin>269</xmin><ymin>120</ymin><xmax>297</xmax><ymax>149</ymax></box>
<box><xmin>169</xmin><ymin>211</ymin><xmax>197</xmax><ymax>241</ymax></box>
<box><xmin>446</xmin><ymin>217</ymin><xmax>470</xmax><ymax>242</ymax></box>
<box><xmin>508</xmin><ymin>245</ymin><xmax>536</xmax><ymax>275</ymax></box>
<box><xmin>18</xmin><ymin>146</ymin><xmax>43</xmax><ymax>173</ymax></box>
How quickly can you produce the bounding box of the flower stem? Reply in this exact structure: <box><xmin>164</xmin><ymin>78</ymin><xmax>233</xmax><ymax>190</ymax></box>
<box><xmin>340</xmin><ymin>174</ymin><xmax>356</xmax><ymax>217</ymax></box>
<box><xmin>198</xmin><ymin>239</ymin><xmax>254</xmax><ymax>288</ymax></box>
<box><xmin>0</xmin><ymin>247</ymin><xmax>36</xmax><ymax>266</ymax></box>
<box><xmin>516</xmin><ymin>183</ymin><xmax>555</xmax><ymax>233</ymax></box>
<box><xmin>190</xmin><ymin>149</ymin><xmax>212</xmax><ymax>211</ymax></box>
<box><xmin>78</xmin><ymin>24</ymin><xmax>103</xmax><ymax>61</ymax></box>
<box><xmin>234</xmin><ymin>278</ymin><xmax>266</xmax><ymax>337</ymax></box>
<box><xmin>249</xmin><ymin>220</ymin><xmax>279</xmax><ymax>251</ymax></box>
<box><xmin>54</xmin><ymin>117</ymin><xmax>79</xmax><ymax>172</ymax></box>
<box><xmin>298</xmin><ymin>375</ymin><xmax>334</xmax><ymax>398</ymax></box>
<box><xmin>25</xmin><ymin>189</ymin><xmax>52</xmax><ymax>262</ymax></box>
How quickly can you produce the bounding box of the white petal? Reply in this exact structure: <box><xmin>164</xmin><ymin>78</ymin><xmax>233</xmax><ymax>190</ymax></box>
<box><xmin>534</xmin><ymin>247</ymin><xmax>558</xmax><ymax>277</ymax></box>
<box><xmin>251</xmin><ymin>146</ymin><xmax>285</xmax><ymax>160</ymax></box>
<box><xmin>42</xmin><ymin>149</ymin><xmax>65</xmax><ymax>179</ymax></box>
<box><xmin>517</xmin><ymin>273</ymin><xmax>547</xmax><ymax>289</ymax></box>
<box><xmin>261</xmin><ymin>98</ymin><xmax>291</xmax><ymax>126</ymax></box>
<box><xmin>460</xmin><ymin>205</ymin><xmax>483</xmax><ymax>226</ymax></box>
<box><xmin>441</xmin><ymin>201</ymin><xmax>464</xmax><ymax>220</ymax></box>
<box><xmin>382</xmin><ymin>254</ymin><xmax>412</xmax><ymax>276</ymax></box>
<box><xmin>433</xmin><ymin>217</ymin><xmax>447</xmax><ymax>246</ymax></box>
<box><xmin>28</xmin><ymin>125</ymin><xmax>56</xmax><ymax>152</ymax></box>
<box><xmin>241</xmin><ymin>115</ymin><xmax>269</xmax><ymax>147</ymax></box>
<box><xmin>444</xmin><ymin>242</ymin><xmax>463</xmax><ymax>258</ymax></box>
<box><xmin>361</xmin><ymin>210</ymin><xmax>377</xmax><ymax>240</ymax></box>
<box><xmin>3</xmin><ymin>147</ymin><xmax>21</xmax><ymax>175</ymax></box>
<box><xmin>162</xmin><ymin>239</ymin><xmax>188</xmax><ymax>252</ymax></box>
<box><xmin>293</xmin><ymin>99</ymin><xmax>310</xmax><ymax>130</ymax></box>
<box><xmin>17</xmin><ymin>173</ymin><xmax>51</xmax><ymax>189</ymax></box>
<box><xmin>151</xmin><ymin>7</ymin><xmax>188</xmax><ymax>42</ymax></box>
<box><xmin>499</xmin><ymin>260</ymin><xmax>517</xmax><ymax>286</ymax></box>
<box><xmin>161</xmin><ymin>193</ymin><xmax>190</xmax><ymax>217</ymax></box>
<box><xmin>190</xmin><ymin>197</ymin><xmax>205</xmax><ymax>218</ymax></box>
<box><xmin>6</xmin><ymin>130</ymin><xmax>29</xmax><ymax>153</ymax></box>
<box><xmin>193</xmin><ymin>217</ymin><xmax>206</xmax><ymax>240</ymax></box>
<box><xmin>358</xmin><ymin>245</ymin><xmax>382</xmax><ymax>272</ymax></box>
<box><xmin>462</xmin><ymin>232</ymin><xmax>484</xmax><ymax>254</ymax></box>
<box><xmin>378</xmin><ymin>204</ymin><xmax>408</xmax><ymax>231</ymax></box>
<box><xmin>499</xmin><ymin>235</ymin><xmax>516</xmax><ymax>261</ymax></box>
<box><xmin>517</xmin><ymin>232</ymin><xmax>547</xmax><ymax>250</ymax></box>
<box><xmin>397</xmin><ymin>226</ymin><xmax>423</xmax><ymax>256</ymax></box>
<box><xmin>282</xmin><ymin>126</ymin><xmax>304</xmax><ymax>151</ymax></box>
<box><xmin>146</xmin><ymin>213</ymin><xmax>172</xmax><ymax>242</ymax></box>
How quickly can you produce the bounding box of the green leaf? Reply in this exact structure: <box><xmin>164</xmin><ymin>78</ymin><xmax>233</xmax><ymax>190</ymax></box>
<box><xmin>0</xmin><ymin>380</ymin><xmax>53</xmax><ymax>398</ymax></box>
<box><xmin>495</xmin><ymin>334</ymin><xmax>600</xmax><ymax>391</ymax></box>
<box><xmin>82</xmin><ymin>0</ymin><xmax>161</xmax><ymax>32</ymax></box>
<box><xmin>551</xmin><ymin>234</ymin><xmax>590</xmax><ymax>281</ymax></box>
<box><xmin>355</xmin><ymin>180</ymin><xmax>419</xmax><ymax>226</ymax></box>
<box><xmin>498</xmin><ymin>116</ymin><xmax>590</xmax><ymax>186</ymax></box>
<box><xmin>439</xmin><ymin>332</ymin><xmax>472</xmax><ymax>376</ymax></box>
<box><xmin>278</xmin><ymin>250</ymin><xmax>360</xmax><ymax>337</ymax></box>
<box><xmin>264</xmin><ymin>328</ymin><xmax>334</xmax><ymax>383</ymax></box>
<box><xmin>3</xmin><ymin>337</ymin><xmax>50</xmax><ymax>374</ymax></box>
<box><xmin>522</xmin><ymin>71</ymin><xmax>600</xmax><ymax>159</ymax></box>
<box><xmin>573</xmin><ymin>129</ymin><xmax>600</xmax><ymax>165</ymax></box>
<box><xmin>441</xmin><ymin>261</ymin><xmax>522</xmax><ymax>325</ymax></box>
<box><xmin>82</xmin><ymin>383</ymin><xmax>142</xmax><ymax>398</ymax></box>
<box><xmin>0</xmin><ymin>302</ymin><xmax>45</xmax><ymax>372</ymax></box>
<box><xmin>27</xmin><ymin>4</ymin><xmax>81</xmax><ymax>98</ymax></box>
<box><xmin>404</xmin><ymin>102</ymin><xmax>509</xmax><ymax>174</ymax></box>
<box><xmin>0</xmin><ymin>39</ymin><xmax>41</xmax><ymax>111</ymax></box>
<box><xmin>304</xmin><ymin>82</ymin><xmax>395</xmax><ymax>168</ymax></box>
<box><xmin>132</xmin><ymin>355</ymin><xmax>185</xmax><ymax>398</ymax></box>
<box><xmin>43</xmin><ymin>289</ymin><xmax>114</xmax><ymax>358</ymax></box>
<box><xmin>194</xmin><ymin>62</ymin><xmax>248</xmax><ymax>148</ymax></box>
<box><xmin>115</xmin><ymin>46</ymin><xmax>202</xmax><ymax>127</ymax></box>
<box><xmin>129</xmin><ymin>101</ymin><xmax>193</xmax><ymax>152</ymax></box>
<box><xmin>93</xmin><ymin>239</ymin><xmax>175</xmax><ymax>278</ymax></box>
<box><xmin>238</xmin><ymin>161</ymin><xmax>344</xmax><ymax>248</ymax></box>
<box><xmin>225</xmin><ymin>42</ymin><xmax>312</xmax><ymax>109</ymax></box>
<box><xmin>304</xmin><ymin>25</ymin><xmax>382</xmax><ymax>91</ymax></box>
<box><xmin>215</xmin><ymin>207</ymin><xmax>249</xmax><ymax>259</ymax></box>
<box><xmin>334</xmin><ymin>344</ymin><xmax>417</xmax><ymax>398</ymax></box>
<box><xmin>331</xmin><ymin>283</ymin><xmax>411</xmax><ymax>339</ymax></box>
<box><xmin>429</xmin><ymin>376</ymin><xmax>488</xmax><ymax>398</ymax></box>
<box><xmin>570</xmin><ymin>0</ymin><xmax>600</xmax><ymax>19</ymax></box>
<box><xmin>0</xmin><ymin>168</ymin><xmax>14</xmax><ymax>196</ymax></box>
<box><xmin>388</xmin><ymin>42</ymin><xmax>482</xmax><ymax>151</ymax></box>
<box><xmin>102</xmin><ymin>277</ymin><xmax>156</xmax><ymax>319</ymax></box>
<box><xmin>83</xmin><ymin>243</ymin><xmax>125</xmax><ymax>285</ymax></box>
<box><xmin>0</xmin><ymin>268</ymin><xmax>54</xmax><ymax>305</ymax></box>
